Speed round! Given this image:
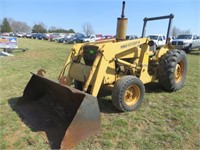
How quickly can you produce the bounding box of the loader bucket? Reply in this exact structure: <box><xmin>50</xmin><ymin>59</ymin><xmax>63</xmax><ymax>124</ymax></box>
<box><xmin>16</xmin><ymin>73</ymin><xmax>101</xmax><ymax>149</ymax></box>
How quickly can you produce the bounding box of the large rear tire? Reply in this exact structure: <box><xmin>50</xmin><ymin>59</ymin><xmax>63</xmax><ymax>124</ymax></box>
<box><xmin>158</xmin><ymin>49</ymin><xmax>188</xmax><ymax>92</ymax></box>
<box><xmin>112</xmin><ymin>76</ymin><xmax>145</xmax><ymax>112</ymax></box>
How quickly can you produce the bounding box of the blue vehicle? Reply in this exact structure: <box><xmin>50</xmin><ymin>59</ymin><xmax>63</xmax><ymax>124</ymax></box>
<box><xmin>31</xmin><ymin>33</ymin><xmax>39</xmax><ymax>39</ymax></box>
<box><xmin>67</xmin><ymin>33</ymin><xmax>85</xmax><ymax>44</ymax></box>
<box><xmin>37</xmin><ymin>33</ymin><xmax>49</xmax><ymax>40</ymax></box>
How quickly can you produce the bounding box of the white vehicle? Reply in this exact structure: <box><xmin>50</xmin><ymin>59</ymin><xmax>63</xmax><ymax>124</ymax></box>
<box><xmin>16</xmin><ymin>33</ymin><xmax>23</xmax><ymax>38</ymax></box>
<box><xmin>147</xmin><ymin>34</ymin><xmax>166</xmax><ymax>49</ymax></box>
<box><xmin>81</xmin><ymin>34</ymin><xmax>96</xmax><ymax>43</ymax></box>
<box><xmin>171</xmin><ymin>34</ymin><xmax>200</xmax><ymax>53</ymax></box>
<box><xmin>53</xmin><ymin>34</ymin><xmax>66</xmax><ymax>42</ymax></box>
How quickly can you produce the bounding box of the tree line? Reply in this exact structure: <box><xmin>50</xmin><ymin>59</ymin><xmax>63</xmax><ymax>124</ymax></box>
<box><xmin>0</xmin><ymin>17</ymin><xmax>191</xmax><ymax>37</ymax></box>
<box><xmin>0</xmin><ymin>18</ymin><xmax>75</xmax><ymax>34</ymax></box>
<box><xmin>171</xmin><ymin>26</ymin><xmax>191</xmax><ymax>38</ymax></box>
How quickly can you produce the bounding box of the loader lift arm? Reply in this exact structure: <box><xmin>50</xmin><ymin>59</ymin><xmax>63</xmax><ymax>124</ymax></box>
<box><xmin>59</xmin><ymin>37</ymin><xmax>156</xmax><ymax>97</ymax></box>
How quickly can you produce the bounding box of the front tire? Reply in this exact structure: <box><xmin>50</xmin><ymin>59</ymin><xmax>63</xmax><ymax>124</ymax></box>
<box><xmin>158</xmin><ymin>49</ymin><xmax>188</xmax><ymax>92</ymax></box>
<box><xmin>112</xmin><ymin>76</ymin><xmax>145</xmax><ymax>112</ymax></box>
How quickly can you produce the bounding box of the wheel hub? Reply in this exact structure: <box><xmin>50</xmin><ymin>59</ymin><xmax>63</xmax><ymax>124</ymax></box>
<box><xmin>175</xmin><ymin>61</ymin><xmax>184</xmax><ymax>83</ymax></box>
<box><xmin>124</xmin><ymin>85</ymin><xmax>140</xmax><ymax>106</ymax></box>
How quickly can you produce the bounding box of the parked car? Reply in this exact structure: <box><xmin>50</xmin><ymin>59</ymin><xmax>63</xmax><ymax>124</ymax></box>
<box><xmin>49</xmin><ymin>33</ymin><xmax>61</xmax><ymax>41</ymax></box>
<box><xmin>9</xmin><ymin>33</ymin><xmax>17</xmax><ymax>37</ymax></box>
<box><xmin>1</xmin><ymin>32</ymin><xmax>9</xmax><ymax>36</ymax></box>
<box><xmin>16</xmin><ymin>33</ymin><xmax>23</xmax><ymax>38</ymax></box>
<box><xmin>37</xmin><ymin>33</ymin><xmax>50</xmax><ymax>40</ymax></box>
<box><xmin>103</xmin><ymin>35</ymin><xmax>114</xmax><ymax>39</ymax></box>
<box><xmin>97</xmin><ymin>35</ymin><xmax>114</xmax><ymax>41</ymax></box>
<box><xmin>25</xmin><ymin>33</ymin><xmax>33</xmax><ymax>38</ymax></box>
<box><xmin>171</xmin><ymin>34</ymin><xmax>200</xmax><ymax>53</ymax></box>
<box><xmin>95</xmin><ymin>34</ymin><xmax>103</xmax><ymax>41</ymax></box>
<box><xmin>22</xmin><ymin>33</ymin><xmax>28</xmax><ymax>38</ymax></box>
<box><xmin>67</xmin><ymin>33</ymin><xmax>86</xmax><ymax>44</ymax></box>
<box><xmin>58</xmin><ymin>35</ymin><xmax>73</xmax><ymax>43</ymax></box>
<box><xmin>53</xmin><ymin>34</ymin><xmax>66</xmax><ymax>42</ymax></box>
<box><xmin>31</xmin><ymin>33</ymin><xmax>39</xmax><ymax>39</ymax></box>
<box><xmin>58</xmin><ymin>37</ymin><xmax>66</xmax><ymax>43</ymax></box>
<box><xmin>126</xmin><ymin>35</ymin><xmax>138</xmax><ymax>40</ymax></box>
<box><xmin>147</xmin><ymin>34</ymin><xmax>166</xmax><ymax>49</ymax></box>
<box><xmin>80</xmin><ymin>34</ymin><xmax>96</xmax><ymax>43</ymax></box>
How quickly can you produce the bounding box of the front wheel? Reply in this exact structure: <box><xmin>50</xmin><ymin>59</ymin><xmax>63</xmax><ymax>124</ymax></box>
<box><xmin>112</xmin><ymin>76</ymin><xmax>145</xmax><ymax>112</ymax></box>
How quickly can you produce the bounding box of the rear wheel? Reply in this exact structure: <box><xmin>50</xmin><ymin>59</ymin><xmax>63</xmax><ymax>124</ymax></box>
<box><xmin>112</xmin><ymin>76</ymin><xmax>145</xmax><ymax>112</ymax></box>
<box><xmin>158</xmin><ymin>49</ymin><xmax>188</xmax><ymax>91</ymax></box>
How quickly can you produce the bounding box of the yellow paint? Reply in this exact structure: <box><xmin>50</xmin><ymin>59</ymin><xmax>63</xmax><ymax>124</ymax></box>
<box><xmin>58</xmin><ymin>37</ymin><xmax>173</xmax><ymax>97</ymax></box>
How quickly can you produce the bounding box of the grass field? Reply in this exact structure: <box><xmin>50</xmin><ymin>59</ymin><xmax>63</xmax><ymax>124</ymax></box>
<box><xmin>0</xmin><ymin>38</ymin><xmax>200</xmax><ymax>149</ymax></box>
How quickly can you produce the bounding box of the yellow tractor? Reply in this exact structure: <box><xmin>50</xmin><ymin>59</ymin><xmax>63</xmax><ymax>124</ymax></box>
<box><xmin>16</xmin><ymin>1</ymin><xmax>187</xmax><ymax>149</ymax></box>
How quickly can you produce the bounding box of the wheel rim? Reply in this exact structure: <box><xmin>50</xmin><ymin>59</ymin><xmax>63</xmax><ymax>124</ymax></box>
<box><xmin>124</xmin><ymin>85</ymin><xmax>140</xmax><ymax>106</ymax></box>
<box><xmin>175</xmin><ymin>61</ymin><xmax>184</xmax><ymax>83</ymax></box>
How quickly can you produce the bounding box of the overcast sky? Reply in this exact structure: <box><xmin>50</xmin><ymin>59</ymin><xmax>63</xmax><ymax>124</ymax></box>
<box><xmin>0</xmin><ymin>0</ymin><xmax>199</xmax><ymax>36</ymax></box>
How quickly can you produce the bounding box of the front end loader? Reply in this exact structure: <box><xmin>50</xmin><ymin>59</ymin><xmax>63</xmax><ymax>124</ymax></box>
<box><xmin>17</xmin><ymin>1</ymin><xmax>187</xmax><ymax>149</ymax></box>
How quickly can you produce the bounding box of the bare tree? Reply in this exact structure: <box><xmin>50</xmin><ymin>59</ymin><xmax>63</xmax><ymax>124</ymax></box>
<box><xmin>11</xmin><ymin>21</ymin><xmax>31</xmax><ymax>33</ymax></box>
<box><xmin>7</xmin><ymin>18</ymin><xmax>31</xmax><ymax>33</ymax></box>
<box><xmin>49</xmin><ymin>26</ymin><xmax>57</xmax><ymax>31</ymax></box>
<box><xmin>171</xmin><ymin>26</ymin><xmax>192</xmax><ymax>38</ymax></box>
<box><xmin>181</xmin><ymin>29</ymin><xmax>191</xmax><ymax>34</ymax></box>
<box><xmin>171</xmin><ymin>26</ymin><xmax>181</xmax><ymax>38</ymax></box>
<box><xmin>82</xmin><ymin>23</ymin><xmax>94</xmax><ymax>36</ymax></box>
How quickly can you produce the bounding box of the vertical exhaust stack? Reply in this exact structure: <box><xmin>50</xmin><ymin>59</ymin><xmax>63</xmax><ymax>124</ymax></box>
<box><xmin>116</xmin><ymin>1</ymin><xmax>128</xmax><ymax>41</ymax></box>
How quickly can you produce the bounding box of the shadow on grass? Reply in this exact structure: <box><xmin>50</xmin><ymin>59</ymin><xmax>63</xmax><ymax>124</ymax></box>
<box><xmin>97</xmin><ymin>90</ymin><xmax>119</xmax><ymax>114</ymax></box>
<box><xmin>144</xmin><ymin>82</ymin><xmax>166</xmax><ymax>93</ymax></box>
<box><xmin>97</xmin><ymin>82</ymin><xmax>166</xmax><ymax>114</ymax></box>
<box><xmin>8</xmin><ymin>97</ymin><xmax>71</xmax><ymax>149</ymax></box>
<box><xmin>7</xmin><ymin>82</ymin><xmax>166</xmax><ymax>149</ymax></box>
